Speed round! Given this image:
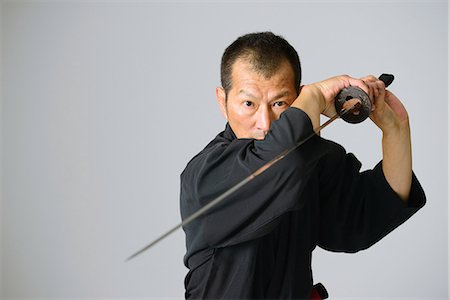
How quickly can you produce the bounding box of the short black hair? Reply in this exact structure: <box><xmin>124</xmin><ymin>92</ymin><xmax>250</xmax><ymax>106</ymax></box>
<box><xmin>220</xmin><ymin>31</ymin><xmax>302</xmax><ymax>96</ymax></box>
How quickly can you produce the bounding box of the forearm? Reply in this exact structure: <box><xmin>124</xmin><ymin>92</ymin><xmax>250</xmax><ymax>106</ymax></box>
<box><xmin>291</xmin><ymin>85</ymin><xmax>325</xmax><ymax>129</ymax></box>
<box><xmin>291</xmin><ymin>75</ymin><xmax>370</xmax><ymax>130</ymax></box>
<box><xmin>381</xmin><ymin>122</ymin><xmax>412</xmax><ymax>202</ymax></box>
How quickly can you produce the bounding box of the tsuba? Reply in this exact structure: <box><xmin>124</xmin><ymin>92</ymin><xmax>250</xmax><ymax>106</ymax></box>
<box><xmin>335</xmin><ymin>87</ymin><xmax>371</xmax><ymax>124</ymax></box>
<box><xmin>334</xmin><ymin>73</ymin><xmax>394</xmax><ymax>124</ymax></box>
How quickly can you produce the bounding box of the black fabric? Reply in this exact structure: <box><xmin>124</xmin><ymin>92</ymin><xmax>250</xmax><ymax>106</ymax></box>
<box><xmin>180</xmin><ymin>107</ymin><xmax>426</xmax><ymax>299</ymax></box>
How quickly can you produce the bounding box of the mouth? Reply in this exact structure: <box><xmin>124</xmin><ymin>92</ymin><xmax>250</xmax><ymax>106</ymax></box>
<box><xmin>253</xmin><ymin>131</ymin><xmax>268</xmax><ymax>140</ymax></box>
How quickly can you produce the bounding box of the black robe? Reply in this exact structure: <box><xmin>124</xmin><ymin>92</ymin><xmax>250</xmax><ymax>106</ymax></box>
<box><xmin>180</xmin><ymin>107</ymin><xmax>426</xmax><ymax>299</ymax></box>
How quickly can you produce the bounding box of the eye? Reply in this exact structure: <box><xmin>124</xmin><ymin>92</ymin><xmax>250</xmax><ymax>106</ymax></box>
<box><xmin>273</xmin><ymin>101</ymin><xmax>287</xmax><ymax>107</ymax></box>
<box><xmin>244</xmin><ymin>101</ymin><xmax>254</xmax><ymax>107</ymax></box>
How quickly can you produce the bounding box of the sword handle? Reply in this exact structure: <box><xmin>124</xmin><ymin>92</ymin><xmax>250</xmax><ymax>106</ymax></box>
<box><xmin>335</xmin><ymin>73</ymin><xmax>394</xmax><ymax>124</ymax></box>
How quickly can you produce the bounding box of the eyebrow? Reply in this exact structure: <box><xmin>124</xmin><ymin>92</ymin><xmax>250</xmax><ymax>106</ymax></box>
<box><xmin>271</xmin><ymin>91</ymin><xmax>291</xmax><ymax>100</ymax></box>
<box><xmin>238</xmin><ymin>90</ymin><xmax>291</xmax><ymax>100</ymax></box>
<box><xmin>238</xmin><ymin>90</ymin><xmax>257</xmax><ymax>99</ymax></box>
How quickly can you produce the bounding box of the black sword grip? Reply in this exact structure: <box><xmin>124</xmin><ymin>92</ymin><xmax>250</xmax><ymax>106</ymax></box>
<box><xmin>379</xmin><ymin>73</ymin><xmax>394</xmax><ymax>87</ymax></box>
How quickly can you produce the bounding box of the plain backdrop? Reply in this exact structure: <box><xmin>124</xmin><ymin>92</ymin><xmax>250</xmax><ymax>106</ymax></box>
<box><xmin>1</xmin><ymin>0</ymin><xmax>448</xmax><ymax>299</ymax></box>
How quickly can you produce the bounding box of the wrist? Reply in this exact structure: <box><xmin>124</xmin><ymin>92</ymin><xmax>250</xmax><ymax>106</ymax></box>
<box><xmin>291</xmin><ymin>85</ymin><xmax>325</xmax><ymax>129</ymax></box>
<box><xmin>380</xmin><ymin>118</ymin><xmax>411</xmax><ymax>139</ymax></box>
<box><xmin>295</xmin><ymin>85</ymin><xmax>326</xmax><ymax>113</ymax></box>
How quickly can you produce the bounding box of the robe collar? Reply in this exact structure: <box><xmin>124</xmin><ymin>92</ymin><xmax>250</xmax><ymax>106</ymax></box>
<box><xmin>223</xmin><ymin>123</ymin><xmax>237</xmax><ymax>141</ymax></box>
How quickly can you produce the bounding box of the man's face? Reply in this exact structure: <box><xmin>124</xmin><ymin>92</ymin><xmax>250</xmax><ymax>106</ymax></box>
<box><xmin>217</xmin><ymin>58</ymin><xmax>298</xmax><ymax>140</ymax></box>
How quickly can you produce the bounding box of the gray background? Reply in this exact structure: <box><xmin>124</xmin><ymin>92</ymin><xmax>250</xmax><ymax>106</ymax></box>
<box><xmin>1</xmin><ymin>0</ymin><xmax>448</xmax><ymax>299</ymax></box>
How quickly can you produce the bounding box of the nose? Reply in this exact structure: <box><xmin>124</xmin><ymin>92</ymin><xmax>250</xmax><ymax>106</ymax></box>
<box><xmin>256</xmin><ymin>106</ymin><xmax>272</xmax><ymax>133</ymax></box>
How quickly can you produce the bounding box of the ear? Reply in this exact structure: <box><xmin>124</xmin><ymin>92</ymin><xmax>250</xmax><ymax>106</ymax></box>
<box><xmin>216</xmin><ymin>87</ymin><xmax>228</xmax><ymax>120</ymax></box>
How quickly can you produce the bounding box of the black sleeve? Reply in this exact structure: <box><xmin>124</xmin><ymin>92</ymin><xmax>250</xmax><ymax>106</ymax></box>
<box><xmin>316</xmin><ymin>143</ymin><xmax>426</xmax><ymax>253</ymax></box>
<box><xmin>181</xmin><ymin>107</ymin><xmax>328</xmax><ymax>250</ymax></box>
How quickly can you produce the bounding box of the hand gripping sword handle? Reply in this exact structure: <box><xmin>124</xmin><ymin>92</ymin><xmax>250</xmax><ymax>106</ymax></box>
<box><xmin>126</xmin><ymin>73</ymin><xmax>395</xmax><ymax>261</ymax></box>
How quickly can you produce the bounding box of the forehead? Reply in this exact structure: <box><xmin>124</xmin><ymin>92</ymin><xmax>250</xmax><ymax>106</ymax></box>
<box><xmin>230</xmin><ymin>58</ymin><xmax>296</xmax><ymax>93</ymax></box>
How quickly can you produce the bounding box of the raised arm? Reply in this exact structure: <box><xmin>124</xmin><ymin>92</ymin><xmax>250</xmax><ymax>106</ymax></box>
<box><xmin>363</xmin><ymin>76</ymin><xmax>412</xmax><ymax>201</ymax></box>
<box><xmin>292</xmin><ymin>74</ymin><xmax>412</xmax><ymax>201</ymax></box>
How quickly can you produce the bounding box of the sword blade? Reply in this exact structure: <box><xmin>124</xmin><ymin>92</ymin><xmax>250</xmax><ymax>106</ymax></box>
<box><xmin>126</xmin><ymin>104</ymin><xmax>359</xmax><ymax>261</ymax></box>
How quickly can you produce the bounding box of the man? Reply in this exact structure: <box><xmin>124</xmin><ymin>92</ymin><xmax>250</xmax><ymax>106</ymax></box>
<box><xmin>180</xmin><ymin>32</ymin><xmax>425</xmax><ymax>299</ymax></box>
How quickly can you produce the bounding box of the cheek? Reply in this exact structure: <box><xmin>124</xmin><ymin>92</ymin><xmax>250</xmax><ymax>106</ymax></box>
<box><xmin>228</xmin><ymin>109</ymin><xmax>252</xmax><ymax>128</ymax></box>
<box><xmin>227</xmin><ymin>102</ymin><xmax>250</xmax><ymax>120</ymax></box>
<box><xmin>226</xmin><ymin>105</ymin><xmax>255</xmax><ymax>131</ymax></box>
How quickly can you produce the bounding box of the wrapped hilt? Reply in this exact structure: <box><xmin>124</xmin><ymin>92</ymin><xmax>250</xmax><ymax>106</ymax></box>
<box><xmin>335</xmin><ymin>73</ymin><xmax>394</xmax><ymax>123</ymax></box>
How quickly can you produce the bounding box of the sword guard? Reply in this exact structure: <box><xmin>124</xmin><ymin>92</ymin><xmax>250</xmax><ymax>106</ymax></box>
<box><xmin>335</xmin><ymin>73</ymin><xmax>394</xmax><ymax>124</ymax></box>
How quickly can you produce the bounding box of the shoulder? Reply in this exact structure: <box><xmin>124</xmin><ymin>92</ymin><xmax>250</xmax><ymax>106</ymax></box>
<box><xmin>180</xmin><ymin>126</ymin><xmax>252</xmax><ymax>181</ymax></box>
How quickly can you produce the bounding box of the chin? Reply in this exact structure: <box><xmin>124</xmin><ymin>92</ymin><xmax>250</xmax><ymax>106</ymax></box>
<box><xmin>236</xmin><ymin>130</ymin><xmax>266</xmax><ymax>140</ymax></box>
<box><xmin>253</xmin><ymin>135</ymin><xmax>266</xmax><ymax>140</ymax></box>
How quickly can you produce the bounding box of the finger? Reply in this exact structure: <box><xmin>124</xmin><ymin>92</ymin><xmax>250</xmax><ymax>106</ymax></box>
<box><xmin>376</xmin><ymin>78</ymin><xmax>386</xmax><ymax>90</ymax></box>
<box><xmin>367</xmin><ymin>82</ymin><xmax>375</xmax><ymax>111</ymax></box>
<box><xmin>360</xmin><ymin>75</ymin><xmax>378</xmax><ymax>83</ymax></box>
<box><xmin>361</xmin><ymin>81</ymin><xmax>376</xmax><ymax>111</ymax></box>
<box><xmin>376</xmin><ymin>80</ymin><xmax>386</xmax><ymax>97</ymax></box>
<box><xmin>344</xmin><ymin>76</ymin><xmax>370</xmax><ymax>95</ymax></box>
<box><xmin>372</xmin><ymin>81</ymin><xmax>386</xmax><ymax>111</ymax></box>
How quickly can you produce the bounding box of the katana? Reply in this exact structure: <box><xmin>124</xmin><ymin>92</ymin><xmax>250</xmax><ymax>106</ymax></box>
<box><xmin>126</xmin><ymin>74</ymin><xmax>394</xmax><ymax>262</ymax></box>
